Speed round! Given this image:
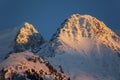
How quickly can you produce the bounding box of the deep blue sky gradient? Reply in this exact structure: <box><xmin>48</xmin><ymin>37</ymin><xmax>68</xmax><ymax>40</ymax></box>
<box><xmin>0</xmin><ymin>0</ymin><xmax>120</xmax><ymax>39</ymax></box>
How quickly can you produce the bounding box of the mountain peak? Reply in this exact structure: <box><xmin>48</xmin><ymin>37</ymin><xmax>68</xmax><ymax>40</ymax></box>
<box><xmin>13</xmin><ymin>22</ymin><xmax>45</xmax><ymax>53</ymax></box>
<box><xmin>16</xmin><ymin>22</ymin><xmax>38</xmax><ymax>44</ymax></box>
<box><xmin>53</xmin><ymin>14</ymin><xmax>114</xmax><ymax>39</ymax></box>
<box><xmin>50</xmin><ymin>14</ymin><xmax>120</xmax><ymax>53</ymax></box>
<box><xmin>37</xmin><ymin>14</ymin><xmax>120</xmax><ymax>80</ymax></box>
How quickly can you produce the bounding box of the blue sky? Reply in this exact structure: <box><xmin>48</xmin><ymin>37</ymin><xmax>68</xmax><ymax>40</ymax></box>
<box><xmin>0</xmin><ymin>0</ymin><xmax>120</xmax><ymax>39</ymax></box>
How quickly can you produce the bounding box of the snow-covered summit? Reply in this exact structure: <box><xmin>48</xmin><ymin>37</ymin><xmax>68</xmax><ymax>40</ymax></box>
<box><xmin>13</xmin><ymin>22</ymin><xmax>45</xmax><ymax>53</ymax></box>
<box><xmin>44</xmin><ymin>14</ymin><xmax>120</xmax><ymax>56</ymax></box>
<box><xmin>16</xmin><ymin>22</ymin><xmax>38</xmax><ymax>44</ymax></box>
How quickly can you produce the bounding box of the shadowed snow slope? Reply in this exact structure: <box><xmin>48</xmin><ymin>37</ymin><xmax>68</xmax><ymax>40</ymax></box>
<box><xmin>38</xmin><ymin>14</ymin><xmax>120</xmax><ymax>80</ymax></box>
<box><xmin>0</xmin><ymin>52</ymin><xmax>69</xmax><ymax>80</ymax></box>
<box><xmin>0</xmin><ymin>27</ymin><xmax>20</xmax><ymax>62</ymax></box>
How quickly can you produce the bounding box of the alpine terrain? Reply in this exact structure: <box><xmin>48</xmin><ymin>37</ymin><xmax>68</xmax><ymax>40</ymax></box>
<box><xmin>0</xmin><ymin>14</ymin><xmax>120</xmax><ymax>80</ymax></box>
<box><xmin>0</xmin><ymin>22</ymin><xmax>45</xmax><ymax>62</ymax></box>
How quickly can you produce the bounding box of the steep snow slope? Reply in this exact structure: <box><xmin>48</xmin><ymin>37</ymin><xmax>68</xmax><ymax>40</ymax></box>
<box><xmin>38</xmin><ymin>14</ymin><xmax>120</xmax><ymax>80</ymax></box>
<box><xmin>0</xmin><ymin>52</ymin><xmax>69</xmax><ymax>80</ymax></box>
<box><xmin>47</xmin><ymin>43</ymin><xmax>120</xmax><ymax>80</ymax></box>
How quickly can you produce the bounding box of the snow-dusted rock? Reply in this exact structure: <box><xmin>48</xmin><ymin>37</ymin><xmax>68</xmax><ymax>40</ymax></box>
<box><xmin>0</xmin><ymin>52</ymin><xmax>69</xmax><ymax>80</ymax></box>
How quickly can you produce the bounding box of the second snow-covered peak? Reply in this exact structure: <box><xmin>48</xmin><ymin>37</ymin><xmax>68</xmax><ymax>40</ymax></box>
<box><xmin>13</xmin><ymin>22</ymin><xmax>45</xmax><ymax>53</ymax></box>
<box><xmin>16</xmin><ymin>22</ymin><xmax>38</xmax><ymax>44</ymax></box>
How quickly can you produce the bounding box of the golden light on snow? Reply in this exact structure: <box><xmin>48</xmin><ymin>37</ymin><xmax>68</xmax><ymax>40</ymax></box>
<box><xmin>16</xmin><ymin>22</ymin><xmax>38</xmax><ymax>44</ymax></box>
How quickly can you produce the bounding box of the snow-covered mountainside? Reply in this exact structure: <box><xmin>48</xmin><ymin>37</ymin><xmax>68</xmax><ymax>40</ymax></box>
<box><xmin>0</xmin><ymin>52</ymin><xmax>69</xmax><ymax>80</ymax></box>
<box><xmin>38</xmin><ymin>14</ymin><xmax>120</xmax><ymax>80</ymax></box>
<box><xmin>39</xmin><ymin>14</ymin><xmax>120</xmax><ymax>56</ymax></box>
<box><xmin>13</xmin><ymin>22</ymin><xmax>45</xmax><ymax>53</ymax></box>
